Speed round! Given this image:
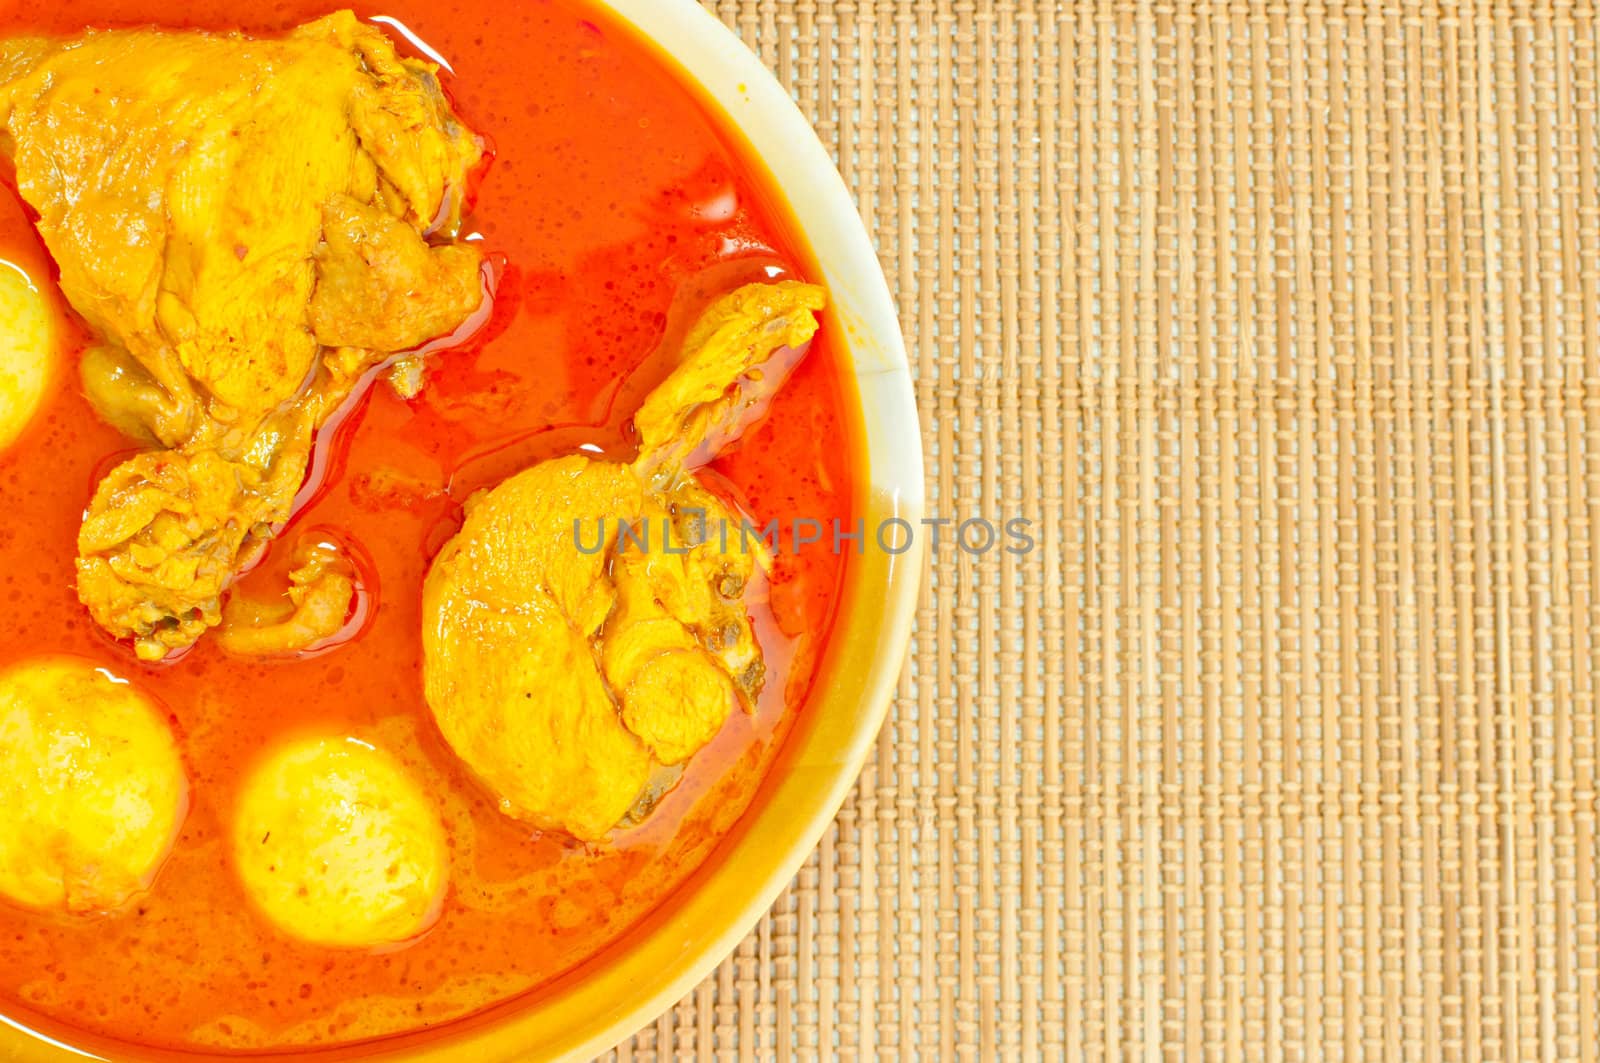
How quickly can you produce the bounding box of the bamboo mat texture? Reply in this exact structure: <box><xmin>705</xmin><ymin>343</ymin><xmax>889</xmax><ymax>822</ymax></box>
<box><xmin>614</xmin><ymin>2</ymin><xmax>1600</xmax><ymax>1059</ymax></box>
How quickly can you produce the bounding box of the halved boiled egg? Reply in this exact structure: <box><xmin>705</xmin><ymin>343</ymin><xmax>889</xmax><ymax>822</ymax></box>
<box><xmin>232</xmin><ymin>736</ymin><xmax>448</xmax><ymax>949</ymax></box>
<box><xmin>0</xmin><ymin>260</ymin><xmax>55</xmax><ymax>451</ymax></box>
<box><xmin>0</xmin><ymin>657</ymin><xmax>188</xmax><ymax>913</ymax></box>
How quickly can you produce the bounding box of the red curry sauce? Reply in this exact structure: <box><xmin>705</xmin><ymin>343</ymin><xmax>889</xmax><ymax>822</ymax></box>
<box><xmin>0</xmin><ymin>1</ymin><xmax>857</xmax><ymax>1051</ymax></box>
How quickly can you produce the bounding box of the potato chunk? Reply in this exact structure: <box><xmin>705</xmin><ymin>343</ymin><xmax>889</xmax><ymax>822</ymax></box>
<box><xmin>0</xmin><ymin>658</ymin><xmax>187</xmax><ymax>913</ymax></box>
<box><xmin>232</xmin><ymin>736</ymin><xmax>447</xmax><ymax>948</ymax></box>
<box><xmin>0</xmin><ymin>262</ymin><xmax>54</xmax><ymax>451</ymax></box>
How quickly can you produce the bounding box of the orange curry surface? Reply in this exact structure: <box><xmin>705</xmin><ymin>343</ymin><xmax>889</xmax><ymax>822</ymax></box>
<box><xmin>0</xmin><ymin>0</ymin><xmax>857</xmax><ymax>1051</ymax></box>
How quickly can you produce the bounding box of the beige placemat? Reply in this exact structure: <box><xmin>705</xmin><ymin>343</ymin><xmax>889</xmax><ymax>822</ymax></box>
<box><xmin>615</xmin><ymin>2</ymin><xmax>1600</xmax><ymax>1058</ymax></box>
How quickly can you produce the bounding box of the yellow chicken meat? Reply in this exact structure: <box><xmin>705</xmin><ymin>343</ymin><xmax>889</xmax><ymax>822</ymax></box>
<box><xmin>215</xmin><ymin>539</ymin><xmax>359</xmax><ymax>657</ymax></box>
<box><xmin>0</xmin><ymin>11</ymin><xmax>486</xmax><ymax>659</ymax></box>
<box><xmin>423</xmin><ymin>281</ymin><xmax>824</xmax><ymax>841</ymax></box>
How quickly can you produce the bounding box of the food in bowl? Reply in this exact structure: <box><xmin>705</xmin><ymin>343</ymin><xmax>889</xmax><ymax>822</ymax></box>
<box><xmin>423</xmin><ymin>281</ymin><xmax>825</xmax><ymax>840</ymax></box>
<box><xmin>0</xmin><ymin>10</ymin><xmax>487</xmax><ymax>662</ymax></box>
<box><xmin>0</xmin><ymin>0</ymin><xmax>860</xmax><ymax>1054</ymax></box>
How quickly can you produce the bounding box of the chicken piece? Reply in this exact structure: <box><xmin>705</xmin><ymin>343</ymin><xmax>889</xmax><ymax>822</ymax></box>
<box><xmin>0</xmin><ymin>11</ymin><xmax>486</xmax><ymax>659</ymax></box>
<box><xmin>75</xmin><ymin>427</ymin><xmax>312</xmax><ymax>657</ymax></box>
<box><xmin>643</xmin><ymin>477</ymin><xmax>768</xmax><ymax>692</ymax></box>
<box><xmin>423</xmin><ymin>281</ymin><xmax>824</xmax><ymax>840</ymax></box>
<box><xmin>602</xmin><ymin>567</ymin><xmax>734</xmax><ymax>767</ymax></box>
<box><xmin>633</xmin><ymin>281</ymin><xmax>827</xmax><ymax>478</ymax></box>
<box><xmin>78</xmin><ymin>345</ymin><xmax>173</xmax><ymax>446</ymax></box>
<box><xmin>310</xmin><ymin>195</ymin><xmax>484</xmax><ymax>352</ymax></box>
<box><xmin>602</xmin><ymin>485</ymin><xmax>763</xmax><ymax>765</ymax></box>
<box><xmin>423</xmin><ymin>457</ymin><xmax>654</xmax><ymax>839</ymax></box>
<box><xmin>215</xmin><ymin>540</ymin><xmax>358</xmax><ymax>657</ymax></box>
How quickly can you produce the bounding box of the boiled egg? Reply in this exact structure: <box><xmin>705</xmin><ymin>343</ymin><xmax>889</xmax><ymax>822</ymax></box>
<box><xmin>0</xmin><ymin>260</ymin><xmax>55</xmax><ymax>451</ymax></box>
<box><xmin>0</xmin><ymin>657</ymin><xmax>188</xmax><ymax>913</ymax></box>
<box><xmin>232</xmin><ymin>736</ymin><xmax>447</xmax><ymax>949</ymax></box>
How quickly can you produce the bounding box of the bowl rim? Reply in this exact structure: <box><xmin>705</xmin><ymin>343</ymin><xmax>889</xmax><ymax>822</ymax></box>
<box><xmin>0</xmin><ymin>2</ymin><xmax>925</xmax><ymax>1060</ymax></box>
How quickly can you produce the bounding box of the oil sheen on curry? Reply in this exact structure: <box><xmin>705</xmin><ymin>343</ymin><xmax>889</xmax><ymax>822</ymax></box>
<box><xmin>0</xmin><ymin>0</ymin><xmax>857</xmax><ymax>1051</ymax></box>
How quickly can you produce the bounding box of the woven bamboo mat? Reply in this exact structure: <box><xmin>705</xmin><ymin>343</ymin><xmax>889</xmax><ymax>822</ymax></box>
<box><xmin>613</xmin><ymin>2</ymin><xmax>1600</xmax><ymax>1058</ymax></box>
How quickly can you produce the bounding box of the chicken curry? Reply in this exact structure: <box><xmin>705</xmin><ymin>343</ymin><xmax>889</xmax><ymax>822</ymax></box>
<box><xmin>0</xmin><ymin>0</ymin><xmax>857</xmax><ymax>1053</ymax></box>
